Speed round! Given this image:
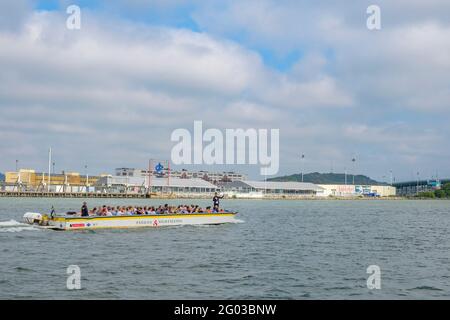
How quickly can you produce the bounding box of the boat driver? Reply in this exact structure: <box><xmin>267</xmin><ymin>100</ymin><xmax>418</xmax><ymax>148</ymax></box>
<box><xmin>81</xmin><ymin>202</ymin><xmax>89</xmax><ymax>217</ymax></box>
<box><xmin>212</xmin><ymin>192</ymin><xmax>224</xmax><ymax>210</ymax></box>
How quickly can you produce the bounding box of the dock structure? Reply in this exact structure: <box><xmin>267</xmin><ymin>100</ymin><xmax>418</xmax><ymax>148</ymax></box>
<box><xmin>0</xmin><ymin>191</ymin><xmax>216</xmax><ymax>199</ymax></box>
<box><xmin>0</xmin><ymin>191</ymin><xmax>155</xmax><ymax>198</ymax></box>
<box><xmin>1</xmin><ymin>171</ymin><xmax>219</xmax><ymax>198</ymax></box>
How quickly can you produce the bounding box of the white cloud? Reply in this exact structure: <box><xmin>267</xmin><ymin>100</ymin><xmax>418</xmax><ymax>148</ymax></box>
<box><xmin>0</xmin><ymin>9</ymin><xmax>352</xmax><ymax>175</ymax></box>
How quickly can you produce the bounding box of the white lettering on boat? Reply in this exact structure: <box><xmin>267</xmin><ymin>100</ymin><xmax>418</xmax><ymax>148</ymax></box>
<box><xmin>136</xmin><ymin>219</ymin><xmax>183</xmax><ymax>225</ymax></box>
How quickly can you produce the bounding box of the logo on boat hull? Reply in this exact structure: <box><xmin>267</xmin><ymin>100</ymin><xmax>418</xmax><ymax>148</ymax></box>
<box><xmin>70</xmin><ymin>223</ymin><xmax>85</xmax><ymax>228</ymax></box>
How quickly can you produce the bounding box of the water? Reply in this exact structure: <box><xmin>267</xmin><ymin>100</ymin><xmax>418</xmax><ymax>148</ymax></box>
<box><xmin>1</xmin><ymin>198</ymin><xmax>449</xmax><ymax>299</ymax></box>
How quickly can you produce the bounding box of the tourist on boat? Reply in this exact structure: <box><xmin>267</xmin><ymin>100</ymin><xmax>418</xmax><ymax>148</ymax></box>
<box><xmin>105</xmin><ymin>207</ymin><xmax>113</xmax><ymax>216</ymax></box>
<box><xmin>75</xmin><ymin>203</ymin><xmax>226</xmax><ymax>216</ymax></box>
<box><xmin>81</xmin><ymin>202</ymin><xmax>89</xmax><ymax>217</ymax></box>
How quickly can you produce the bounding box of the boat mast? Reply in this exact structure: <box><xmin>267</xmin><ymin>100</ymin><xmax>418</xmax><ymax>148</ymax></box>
<box><xmin>148</xmin><ymin>159</ymin><xmax>152</xmax><ymax>194</ymax></box>
<box><xmin>167</xmin><ymin>159</ymin><xmax>170</xmax><ymax>190</ymax></box>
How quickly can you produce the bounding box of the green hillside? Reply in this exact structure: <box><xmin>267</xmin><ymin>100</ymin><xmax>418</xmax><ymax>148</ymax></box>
<box><xmin>268</xmin><ymin>172</ymin><xmax>386</xmax><ymax>185</ymax></box>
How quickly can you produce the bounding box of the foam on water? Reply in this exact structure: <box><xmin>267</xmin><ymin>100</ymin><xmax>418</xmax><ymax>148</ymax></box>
<box><xmin>0</xmin><ymin>220</ymin><xmax>39</xmax><ymax>233</ymax></box>
<box><xmin>0</xmin><ymin>219</ymin><xmax>27</xmax><ymax>226</ymax></box>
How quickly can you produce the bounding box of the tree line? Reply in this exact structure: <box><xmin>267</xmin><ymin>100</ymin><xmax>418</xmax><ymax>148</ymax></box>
<box><xmin>417</xmin><ymin>183</ymin><xmax>450</xmax><ymax>198</ymax></box>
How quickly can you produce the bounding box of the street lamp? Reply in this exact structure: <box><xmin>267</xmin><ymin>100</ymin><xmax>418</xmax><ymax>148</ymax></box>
<box><xmin>351</xmin><ymin>158</ymin><xmax>356</xmax><ymax>185</ymax></box>
<box><xmin>416</xmin><ymin>171</ymin><xmax>420</xmax><ymax>194</ymax></box>
<box><xmin>85</xmin><ymin>165</ymin><xmax>89</xmax><ymax>191</ymax></box>
<box><xmin>300</xmin><ymin>154</ymin><xmax>305</xmax><ymax>182</ymax></box>
<box><xmin>15</xmin><ymin>159</ymin><xmax>19</xmax><ymax>172</ymax></box>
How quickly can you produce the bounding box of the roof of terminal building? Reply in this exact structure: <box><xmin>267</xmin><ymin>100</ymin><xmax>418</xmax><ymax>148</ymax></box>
<box><xmin>220</xmin><ymin>180</ymin><xmax>323</xmax><ymax>191</ymax></box>
<box><xmin>97</xmin><ymin>176</ymin><xmax>218</xmax><ymax>188</ymax></box>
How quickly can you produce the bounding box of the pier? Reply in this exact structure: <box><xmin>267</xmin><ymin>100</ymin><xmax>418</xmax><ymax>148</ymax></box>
<box><xmin>0</xmin><ymin>191</ymin><xmax>155</xmax><ymax>198</ymax></box>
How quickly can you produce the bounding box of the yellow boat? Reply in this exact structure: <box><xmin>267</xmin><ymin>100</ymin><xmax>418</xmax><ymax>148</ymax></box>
<box><xmin>23</xmin><ymin>211</ymin><xmax>240</xmax><ymax>230</ymax></box>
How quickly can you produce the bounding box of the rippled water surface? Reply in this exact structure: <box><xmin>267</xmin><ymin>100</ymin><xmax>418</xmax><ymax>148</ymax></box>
<box><xmin>1</xmin><ymin>198</ymin><xmax>449</xmax><ymax>299</ymax></box>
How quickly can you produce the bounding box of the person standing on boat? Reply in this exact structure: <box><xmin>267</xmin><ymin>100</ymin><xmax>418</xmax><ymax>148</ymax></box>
<box><xmin>212</xmin><ymin>192</ymin><xmax>224</xmax><ymax>211</ymax></box>
<box><xmin>81</xmin><ymin>202</ymin><xmax>89</xmax><ymax>217</ymax></box>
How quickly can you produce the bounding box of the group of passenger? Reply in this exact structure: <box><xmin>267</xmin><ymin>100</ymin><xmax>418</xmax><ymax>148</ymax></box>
<box><xmin>79</xmin><ymin>193</ymin><xmax>226</xmax><ymax>217</ymax></box>
<box><xmin>80</xmin><ymin>203</ymin><xmax>225</xmax><ymax>217</ymax></box>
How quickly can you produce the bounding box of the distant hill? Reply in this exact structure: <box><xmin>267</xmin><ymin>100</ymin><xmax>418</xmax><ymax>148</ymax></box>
<box><xmin>268</xmin><ymin>172</ymin><xmax>386</xmax><ymax>185</ymax></box>
<box><xmin>0</xmin><ymin>173</ymin><xmax>4</xmax><ymax>181</ymax></box>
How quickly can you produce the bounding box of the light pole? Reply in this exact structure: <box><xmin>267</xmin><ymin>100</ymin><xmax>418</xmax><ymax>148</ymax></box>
<box><xmin>85</xmin><ymin>165</ymin><xmax>89</xmax><ymax>192</ymax></box>
<box><xmin>416</xmin><ymin>171</ymin><xmax>420</xmax><ymax>194</ymax></box>
<box><xmin>352</xmin><ymin>157</ymin><xmax>356</xmax><ymax>185</ymax></box>
<box><xmin>15</xmin><ymin>159</ymin><xmax>19</xmax><ymax>172</ymax></box>
<box><xmin>52</xmin><ymin>161</ymin><xmax>55</xmax><ymax>174</ymax></box>
<box><xmin>300</xmin><ymin>154</ymin><xmax>305</xmax><ymax>182</ymax></box>
<box><xmin>390</xmin><ymin>170</ymin><xmax>393</xmax><ymax>185</ymax></box>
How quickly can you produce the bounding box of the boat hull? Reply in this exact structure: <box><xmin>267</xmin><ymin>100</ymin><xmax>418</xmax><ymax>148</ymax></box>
<box><xmin>47</xmin><ymin>213</ymin><xmax>239</xmax><ymax>230</ymax></box>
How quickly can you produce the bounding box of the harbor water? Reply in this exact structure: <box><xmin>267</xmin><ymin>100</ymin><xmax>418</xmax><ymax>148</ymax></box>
<box><xmin>0</xmin><ymin>198</ymin><xmax>449</xmax><ymax>299</ymax></box>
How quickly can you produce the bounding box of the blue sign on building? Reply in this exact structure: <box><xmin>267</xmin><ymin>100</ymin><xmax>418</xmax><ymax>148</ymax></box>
<box><xmin>155</xmin><ymin>162</ymin><xmax>164</xmax><ymax>173</ymax></box>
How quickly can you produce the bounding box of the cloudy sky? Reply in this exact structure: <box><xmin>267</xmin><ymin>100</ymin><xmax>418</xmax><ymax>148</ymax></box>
<box><xmin>0</xmin><ymin>0</ymin><xmax>449</xmax><ymax>182</ymax></box>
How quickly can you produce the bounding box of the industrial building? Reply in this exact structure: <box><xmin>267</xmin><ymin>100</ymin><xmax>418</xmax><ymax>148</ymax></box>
<box><xmin>3</xmin><ymin>169</ymin><xmax>100</xmax><ymax>192</ymax></box>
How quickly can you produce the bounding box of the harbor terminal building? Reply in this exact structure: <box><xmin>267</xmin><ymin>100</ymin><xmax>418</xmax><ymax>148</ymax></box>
<box><xmin>95</xmin><ymin>175</ymin><xmax>219</xmax><ymax>195</ymax></box>
<box><xmin>115</xmin><ymin>168</ymin><xmax>247</xmax><ymax>183</ymax></box>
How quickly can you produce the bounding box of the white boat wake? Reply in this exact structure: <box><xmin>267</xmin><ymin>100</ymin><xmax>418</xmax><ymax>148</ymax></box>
<box><xmin>0</xmin><ymin>219</ymin><xmax>40</xmax><ymax>233</ymax></box>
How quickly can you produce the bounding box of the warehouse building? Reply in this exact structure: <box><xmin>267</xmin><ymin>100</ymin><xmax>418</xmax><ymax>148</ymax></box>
<box><xmin>219</xmin><ymin>180</ymin><xmax>324</xmax><ymax>197</ymax></box>
<box><xmin>4</xmin><ymin>169</ymin><xmax>100</xmax><ymax>192</ymax></box>
<box><xmin>316</xmin><ymin>184</ymin><xmax>396</xmax><ymax>197</ymax></box>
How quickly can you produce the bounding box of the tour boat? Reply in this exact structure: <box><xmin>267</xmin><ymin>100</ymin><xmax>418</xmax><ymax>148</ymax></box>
<box><xmin>22</xmin><ymin>211</ymin><xmax>240</xmax><ymax>231</ymax></box>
